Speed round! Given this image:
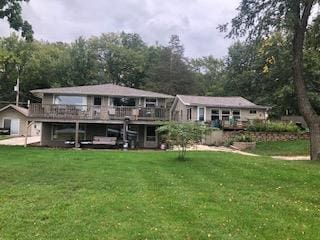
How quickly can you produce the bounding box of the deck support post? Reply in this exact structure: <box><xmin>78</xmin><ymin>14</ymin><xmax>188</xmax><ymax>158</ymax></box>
<box><xmin>75</xmin><ymin>121</ymin><xmax>80</xmax><ymax>148</ymax></box>
<box><xmin>24</xmin><ymin>121</ymin><xmax>35</xmax><ymax>148</ymax></box>
<box><xmin>24</xmin><ymin>120</ymin><xmax>28</xmax><ymax>148</ymax></box>
<box><xmin>123</xmin><ymin>117</ymin><xmax>130</xmax><ymax>150</ymax></box>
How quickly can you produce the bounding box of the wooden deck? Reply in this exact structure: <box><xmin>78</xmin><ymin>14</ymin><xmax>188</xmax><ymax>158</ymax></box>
<box><xmin>29</xmin><ymin>104</ymin><xmax>170</xmax><ymax>121</ymax></box>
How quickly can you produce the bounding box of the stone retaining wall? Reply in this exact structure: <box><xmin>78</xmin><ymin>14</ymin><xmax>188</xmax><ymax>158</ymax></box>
<box><xmin>223</xmin><ymin>131</ymin><xmax>310</xmax><ymax>142</ymax></box>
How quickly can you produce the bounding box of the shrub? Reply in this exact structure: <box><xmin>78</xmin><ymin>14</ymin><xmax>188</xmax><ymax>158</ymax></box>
<box><xmin>227</xmin><ymin>135</ymin><xmax>255</xmax><ymax>145</ymax></box>
<box><xmin>157</xmin><ymin>122</ymin><xmax>212</xmax><ymax>160</ymax></box>
<box><xmin>233</xmin><ymin>134</ymin><xmax>255</xmax><ymax>142</ymax></box>
<box><xmin>247</xmin><ymin>121</ymin><xmax>300</xmax><ymax>133</ymax></box>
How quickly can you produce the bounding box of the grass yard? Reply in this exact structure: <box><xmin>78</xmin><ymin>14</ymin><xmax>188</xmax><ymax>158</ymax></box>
<box><xmin>0</xmin><ymin>146</ymin><xmax>320</xmax><ymax>239</ymax></box>
<box><xmin>0</xmin><ymin>135</ymin><xmax>10</xmax><ymax>140</ymax></box>
<box><xmin>249</xmin><ymin>140</ymin><xmax>310</xmax><ymax>156</ymax></box>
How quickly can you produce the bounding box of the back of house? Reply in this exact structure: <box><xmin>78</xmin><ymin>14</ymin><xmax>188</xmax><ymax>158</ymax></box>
<box><xmin>171</xmin><ymin>95</ymin><xmax>269</xmax><ymax>129</ymax></box>
<box><xmin>28</xmin><ymin>83</ymin><xmax>174</xmax><ymax>148</ymax></box>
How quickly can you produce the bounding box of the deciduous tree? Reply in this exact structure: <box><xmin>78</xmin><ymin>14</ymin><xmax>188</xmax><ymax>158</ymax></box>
<box><xmin>0</xmin><ymin>0</ymin><xmax>33</xmax><ymax>40</ymax></box>
<box><xmin>222</xmin><ymin>0</ymin><xmax>320</xmax><ymax>160</ymax></box>
<box><xmin>157</xmin><ymin>122</ymin><xmax>211</xmax><ymax>160</ymax></box>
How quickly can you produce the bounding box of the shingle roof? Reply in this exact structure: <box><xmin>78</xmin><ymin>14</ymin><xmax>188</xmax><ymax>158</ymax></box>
<box><xmin>177</xmin><ymin>95</ymin><xmax>269</xmax><ymax>109</ymax></box>
<box><xmin>0</xmin><ymin>104</ymin><xmax>29</xmax><ymax>116</ymax></box>
<box><xmin>31</xmin><ymin>84</ymin><xmax>174</xmax><ymax>99</ymax></box>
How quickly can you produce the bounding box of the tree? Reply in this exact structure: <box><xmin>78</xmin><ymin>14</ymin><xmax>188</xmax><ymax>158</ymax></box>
<box><xmin>224</xmin><ymin>36</ymin><xmax>300</xmax><ymax>117</ymax></box>
<box><xmin>191</xmin><ymin>56</ymin><xmax>226</xmax><ymax>96</ymax></box>
<box><xmin>0</xmin><ymin>34</ymin><xmax>35</xmax><ymax>103</ymax></box>
<box><xmin>88</xmin><ymin>33</ymin><xmax>148</xmax><ymax>87</ymax></box>
<box><xmin>144</xmin><ymin>35</ymin><xmax>200</xmax><ymax>95</ymax></box>
<box><xmin>157</xmin><ymin>122</ymin><xmax>211</xmax><ymax>160</ymax></box>
<box><xmin>222</xmin><ymin>0</ymin><xmax>320</xmax><ymax>160</ymax></box>
<box><xmin>67</xmin><ymin>37</ymin><xmax>97</xmax><ymax>86</ymax></box>
<box><xmin>0</xmin><ymin>0</ymin><xmax>33</xmax><ymax>41</ymax></box>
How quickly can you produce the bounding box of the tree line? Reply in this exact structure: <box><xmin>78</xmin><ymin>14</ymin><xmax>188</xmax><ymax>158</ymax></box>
<box><xmin>0</xmin><ymin>29</ymin><xmax>319</xmax><ymax>117</ymax></box>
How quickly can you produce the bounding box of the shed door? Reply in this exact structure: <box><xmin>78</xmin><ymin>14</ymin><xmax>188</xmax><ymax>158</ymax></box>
<box><xmin>4</xmin><ymin>119</ymin><xmax>20</xmax><ymax>135</ymax></box>
<box><xmin>10</xmin><ymin>119</ymin><xmax>20</xmax><ymax>135</ymax></box>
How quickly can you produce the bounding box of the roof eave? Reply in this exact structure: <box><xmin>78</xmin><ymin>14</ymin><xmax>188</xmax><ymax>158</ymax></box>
<box><xmin>187</xmin><ymin>104</ymin><xmax>270</xmax><ymax>110</ymax></box>
<box><xmin>31</xmin><ymin>90</ymin><xmax>173</xmax><ymax>99</ymax></box>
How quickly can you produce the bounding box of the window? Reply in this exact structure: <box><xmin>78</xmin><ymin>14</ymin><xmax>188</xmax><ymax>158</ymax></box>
<box><xmin>232</xmin><ymin>110</ymin><xmax>241</xmax><ymax>120</ymax></box>
<box><xmin>94</xmin><ymin>96</ymin><xmax>102</xmax><ymax>106</ymax></box>
<box><xmin>52</xmin><ymin>124</ymin><xmax>86</xmax><ymax>141</ymax></box>
<box><xmin>222</xmin><ymin>110</ymin><xmax>230</xmax><ymax>121</ymax></box>
<box><xmin>198</xmin><ymin>107</ymin><xmax>205</xmax><ymax>121</ymax></box>
<box><xmin>211</xmin><ymin>109</ymin><xmax>219</xmax><ymax>121</ymax></box>
<box><xmin>54</xmin><ymin>95</ymin><xmax>86</xmax><ymax>106</ymax></box>
<box><xmin>250</xmin><ymin>110</ymin><xmax>257</xmax><ymax>114</ymax></box>
<box><xmin>145</xmin><ymin>98</ymin><xmax>157</xmax><ymax>107</ymax></box>
<box><xmin>146</xmin><ymin>126</ymin><xmax>156</xmax><ymax>142</ymax></box>
<box><xmin>187</xmin><ymin>108</ymin><xmax>192</xmax><ymax>121</ymax></box>
<box><xmin>113</xmin><ymin>97</ymin><xmax>136</xmax><ymax>107</ymax></box>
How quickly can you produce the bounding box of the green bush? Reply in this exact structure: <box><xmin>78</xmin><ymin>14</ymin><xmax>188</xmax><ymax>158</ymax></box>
<box><xmin>225</xmin><ymin>135</ymin><xmax>255</xmax><ymax>146</ymax></box>
<box><xmin>231</xmin><ymin>134</ymin><xmax>255</xmax><ymax>144</ymax></box>
<box><xmin>157</xmin><ymin>122</ymin><xmax>212</xmax><ymax>160</ymax></box>
<box><xmin>247</xmin><ymin>121</ymin><xmax>300</xmax><ymax>133</ymax></box>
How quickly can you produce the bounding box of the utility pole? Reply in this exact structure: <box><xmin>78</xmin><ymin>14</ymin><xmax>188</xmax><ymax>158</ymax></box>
<box><xmin>14</xmin><ymin>65</ymin><xmax>20</xmax><ymax>106</ymax></box>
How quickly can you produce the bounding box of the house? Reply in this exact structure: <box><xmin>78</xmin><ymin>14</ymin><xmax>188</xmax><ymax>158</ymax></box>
<box><xmin>0</xmin><ymin>104</ymin><xmax>41</xmax><ymax>137</ymax></box>
<box><xmin>28</xmin><ymin>84</ymin><xmax>174</xmax><ymax>148</ymax></box>
<box><xmin>170</xmin><ymin>95</ymin><xmax>269</xmax><ymax>129</ymax></box>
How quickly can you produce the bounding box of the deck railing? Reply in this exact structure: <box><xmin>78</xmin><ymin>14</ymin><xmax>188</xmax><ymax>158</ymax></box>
<box><xmin>29</xmin><ymin>103</ymin><xmax>169</xmax><ymax>121</ymax></box>
<box><xmin>221</xmin><ymin>120</ymin><xmax>249</xmax><ymax>130</ymax></box>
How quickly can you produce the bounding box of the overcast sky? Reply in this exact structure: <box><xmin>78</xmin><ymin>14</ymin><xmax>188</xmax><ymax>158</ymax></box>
<box><xmin>0</xmin><ymin>0</ymin><xmax>240</xmax><ymax>58</ymax></box>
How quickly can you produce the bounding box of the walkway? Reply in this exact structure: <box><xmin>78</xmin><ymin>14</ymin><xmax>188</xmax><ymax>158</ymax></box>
<box><xmin>0</xmin><ymin>136</ymin><xmax>40</xmax><ymax>146</ymax></box>
<box><xmin>178</xmin><ymin>144</ymin><xmax>310</xmax><ymax>161</ymax></box>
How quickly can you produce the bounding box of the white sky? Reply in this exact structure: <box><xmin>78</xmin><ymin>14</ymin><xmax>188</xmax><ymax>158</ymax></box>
<box><xmin>0</xmin><ymin>0</ymin><xmax>240</xmax><ymax>58</ymax></box>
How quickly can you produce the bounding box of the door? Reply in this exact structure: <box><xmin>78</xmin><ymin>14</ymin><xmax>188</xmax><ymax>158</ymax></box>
<box><xmin>3</xmin><ymin>118</ymin><xmax>20</xmax><ymax>135</ymax></box>
<box><xmin>144</xmin><ymin>125</ymin><xmax>158</xmax><ymax>148</ymax></box>
<box><xmin>197</xmin><ymin>107</ymin><xmax>205</xmax><ymax>122</ymax></box>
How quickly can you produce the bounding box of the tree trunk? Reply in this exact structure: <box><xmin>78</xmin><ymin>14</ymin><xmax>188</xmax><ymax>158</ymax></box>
<box><xmin>292</xmin><ymin>1</ymin><xmax>320</xmax><ymax>160</ymax></box>
<box><xmin>310</xmin><ymin>123</ymin><xmax>320</xmax><ymax>160</ymax></box>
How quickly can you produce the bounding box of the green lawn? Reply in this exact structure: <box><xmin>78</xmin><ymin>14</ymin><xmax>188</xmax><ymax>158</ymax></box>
<box><xmin>249</xmin><ymin>140</ymin><xmax>310</xmax><ymax>156</ymax></box>
<box><xmin>0</xmin><ymin>147</ymin><xmax>320</xmax><ymax>239</ymax></box>
<box><xmin>0</xmin><ymin>135</ymin><xmax>10</xmax><ymax>140</ymax></box>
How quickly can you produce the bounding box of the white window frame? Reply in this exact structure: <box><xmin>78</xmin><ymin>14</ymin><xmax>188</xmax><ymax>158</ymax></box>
<box><xmin>51</xmin><ymin>123</ymin><xmax>87</xmax><ymax>142</ymax></box>
<box><xmin>211</xmin><ymin>109</ymin><xmax>220</xmax><ymax>121</ymax></box>
<box><xmin>249</xmin><ymin>109</ymin><xmax>257</xmax><ymax>115</ymax></box>
<box><xmin>93</xmin><ymin>96</ymin><xmax>102</xmax><ymax>106</ymax></box>
<box><xmin>53</xmin><ymin>95</ymin><xmax>87</xmax><ymax>106</ymax></box>
<box><xmin>144</xmin><ymin>98</ymin><xmax>158</xmax><ymax>108</ymax></box>
<box><xmin>187</xmin><ymin>108</ymin><xmax>192</xmax><ymax>121</ymax></box>
<box><xmin>112</xmin><ymin>97</ymin><xmax>136</xmax><ymax>107</ymax></box>
<box><xmin>221</xmin><ymin>109</ymin><xmax>231</xmax><ymax>121</ymax></box>
<box><xmin>232</xmin><ymin>109</ymin><xmax>241</xmax><ymax>120</ymax></box>
<box><xmin>197</xmin><ymin>106</ymin><xmax>206</xmax><ymax>122</ymax></box>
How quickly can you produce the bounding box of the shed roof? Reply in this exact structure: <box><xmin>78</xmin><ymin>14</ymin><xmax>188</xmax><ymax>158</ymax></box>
<box><xmin>0</xmin><ymin>104</ymin><xmax>28</xmax><ymax>116</ymax></box>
